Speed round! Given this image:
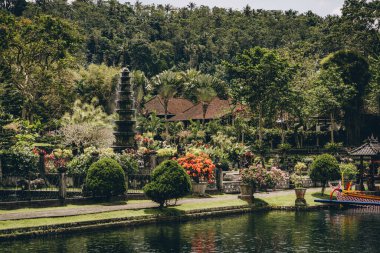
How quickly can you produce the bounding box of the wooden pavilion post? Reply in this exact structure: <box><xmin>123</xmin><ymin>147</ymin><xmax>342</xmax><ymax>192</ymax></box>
<box><xmin>359</xmin><ymin>155</ymin><xmax>364</xmax><ymax>191</ymax></box>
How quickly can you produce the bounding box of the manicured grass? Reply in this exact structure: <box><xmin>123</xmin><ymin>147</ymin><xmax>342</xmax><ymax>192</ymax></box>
<box><xmin>0</xmin><ymin>187</ymin><xmax>82</xmax><ymax>192</ymax></box>
<box><xmin>0</xmin><ymin>209</ymin><xmax>149</xmax><ymax>230</ymax></box>
<box><xmin>172</xmin><ymin>199</ymin><xmax>248</xmax><ymax>211</ymax></box>
<box><xmin>0</xmin><ymin>189</ymin><xmax>332</xmax><ymax>232</ymax></box>
<box><xmin>0</xmin><ymin>199</ymin><xmax>248</xmax><ymax>231</ymax></box>
<box><xmin>0</xmin><ymin>200</ymin><xmax>150</xmax><ymax>214</ymax></box>
<box><xmin>257</xmin><ymin>190</ymin><xmax>331</xmax><ymax>206</ymax></box>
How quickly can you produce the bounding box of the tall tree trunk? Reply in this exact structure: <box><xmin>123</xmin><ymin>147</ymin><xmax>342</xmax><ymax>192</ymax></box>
<box><xmin>280</xmin><ymin>110</ymin><xmax>285</xmax><ymax>144</ymax></box>
<box><xmin>21</xmin><ymin>107</ymin><xmax>27</xmax><ymax>120</ymax></box>
<box><xmin>258</xmin><ymin>104</ymin><xmax>263</xmax><ymax>144</ymax></box>
<box><xmin>330</xmin><ymin>112</ymin><xmax>335</xmax><ymax>143</ymax></box>
<box><xmin>164</xmin><ymin>100</ymin><xmax>169</xmax><ymax>136</ymax></box>
<box><xmin>202</xmin><ymin>103</ymin><xmax>207</xmax><ymax>126</ymax></box>
<box><xmin>321</xmin><ymin>181</ymin><xmax>326</xmax><ymax>195</ymax></box>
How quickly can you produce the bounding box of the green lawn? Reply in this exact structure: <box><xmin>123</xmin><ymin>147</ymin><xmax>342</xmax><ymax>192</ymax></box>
<box><xmin>173</xmin><ymin>199</ymin><xmax>248</xmax><ymax>211</ymax></box>
<box><xmin>257</xmin><ymin>190</ymin><xmax>331</xmax><ymax>206</ymax></box>
<box><xmin>0</xmin><ymin>200</ymin><xmax>150</xmax><ymax>214</ymax></box>
<box><xmin>0</xmin><ymin>209</ymin><xmax>149</xmax><ymax>230</ymax></box>
<box><xmin>0</xmin><ymin>189</ymin><xmax>332</xmax><ymax>232</ymax></box>
<box><xmin>0</xmin><ymin>199</ymin><xmax>248</xmax><ymax>231</ymax></box>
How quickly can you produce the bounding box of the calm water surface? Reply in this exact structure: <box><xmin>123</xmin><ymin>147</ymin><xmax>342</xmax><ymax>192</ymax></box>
<box><xmin>2</xmin><ymin>209</ymin><xmax>380</xmax><ymax>252</ymax></box>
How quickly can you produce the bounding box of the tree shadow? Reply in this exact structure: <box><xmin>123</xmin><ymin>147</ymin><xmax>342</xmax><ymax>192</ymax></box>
<box><xmin>99</xmin><ymin>200</ymin><xmax>127</xmax><ymax>206</ymax></box>
<box><xmin>311</xmin><ymin>192</ymin><xmax>332</xmax><ymax>200</ymax></box>
<box><xmin>252</xmin><ymin>198</ymin><xmax>269</xmax><ymax>207</ymax></box>
<box><xmin>144</xmin><ymin>207</ymin><xmax>186</xmax><ymax>216</ymax></box>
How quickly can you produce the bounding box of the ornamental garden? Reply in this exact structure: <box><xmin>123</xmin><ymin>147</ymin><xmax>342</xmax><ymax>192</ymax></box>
<box><xmin>0</xmin><ymin>1</ymin><xmax>379</xmax><ymax>212</ymax></box>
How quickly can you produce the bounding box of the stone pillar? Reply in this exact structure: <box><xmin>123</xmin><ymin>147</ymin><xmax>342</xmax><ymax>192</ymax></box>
<box><xmin>216</xmin><ymin>168</ymin><xmax>223</xmax><ymax>191</ymax></box>
<box><xmin>294</xmin><ymin>188</ymin><xmax>307</xmax><ymax>207</ymax></box>
<box><xmin>58</xmin><ymin>169</ymin><xmax>67</xmax><ymax>203</ymax></box>
<box><xmin>38</xmin><ymin>151</ymin><xmax>46</xmax><ymax>178</ymax></box>
<box><xmin>0</xmin><ymin>155</ymin><xmax>3</xmax><ymax>186</ymax></box>
<box><xmin>150</xmin><ymin>153</ymin><xmax>157</xmax><ymax>171</ymax></box>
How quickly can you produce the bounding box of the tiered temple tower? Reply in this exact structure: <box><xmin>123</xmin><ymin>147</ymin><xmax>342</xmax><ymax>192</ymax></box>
<box><xmin>112</xmin><ymin>67</ymin><xmax>136</xmax><ymax>153</ymax></box>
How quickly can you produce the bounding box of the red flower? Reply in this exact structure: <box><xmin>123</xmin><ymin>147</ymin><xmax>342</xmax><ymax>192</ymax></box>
<box><xmin>177</xmin><ymin>152</ymin><xmax>215</xmax><ymax>183</ymax></box>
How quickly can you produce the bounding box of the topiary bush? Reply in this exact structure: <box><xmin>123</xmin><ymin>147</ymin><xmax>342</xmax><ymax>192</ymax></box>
<box><xmin>310</xmin><ymin>154</ymin><xmax>340</xmax><ymax>195</ymax></box>
<box><xmin>68</xmin><ymin>147</ymin><xmax>139</xmax><ymax>177</ymax></box>
<box><xmin>85</xmin><ymin>158</ymin><xmax>127</xmax><ymax>198</ymax></box>
<box><xmin>143</xmin><ymin>160</ymin><xmax>191</xmax><ymax>208</ymax></box>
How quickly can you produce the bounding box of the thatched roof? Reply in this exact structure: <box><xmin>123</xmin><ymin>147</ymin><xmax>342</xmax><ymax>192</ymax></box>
<box><xmin>168</xmin><ymin>98</ymin><xmax>237</xmax><ymax>121</ymax></box>
<box><xmin>349</xmin><ymin>136</ymin><xmax>380</xmax><ymax>156</ymax></box>
<box><xmin>143</xmin><ymin>96</ymin><xmax>194</xmax><ymax>117</ymax></box>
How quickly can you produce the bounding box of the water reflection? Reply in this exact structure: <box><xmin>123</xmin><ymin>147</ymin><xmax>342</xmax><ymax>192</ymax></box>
<box><xmin>2</xmin><ymin>210</ymin><xmax>380</xmax><ymax>253</ymax></box>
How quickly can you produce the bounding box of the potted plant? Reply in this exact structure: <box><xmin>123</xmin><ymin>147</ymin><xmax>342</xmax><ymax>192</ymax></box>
<box><xmin>156</xmin><ymin>148</ymin><xmax>177</xmax><ymax>165</ymax></box>
<box><xmin>266</xmin><ymin>167</ymin><xmax>287</xmax><ymax>191</ymax></box>
<box><xmin>177</xmin><ymin>152</ymin><xmax>215</xmax><ymax>195</ymax></box>
<box><xmin>45</xmin><ymin>148</ymin><xmax>73</xmax><ymax>173</ymax></box>
<box><xmin>291</xmin><ymin>162</ymin><xmax>308</xmax><ymax>206</ymax></box>
<box><xmin>239</xmin><ymin>164</ymin><xmax>267</xmax><ymax>201</ymax></box>
<box><xmin>240</xmin><ymin>168</ymin><xmax>255</xmax><ymax>198</ymax></box>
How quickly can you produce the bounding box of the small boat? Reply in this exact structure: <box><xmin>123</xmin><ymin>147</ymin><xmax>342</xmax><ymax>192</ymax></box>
<box><xmin>314</xmin><ymin>181</ymin><xmax>380</xmax><ymax>207</ymax></box>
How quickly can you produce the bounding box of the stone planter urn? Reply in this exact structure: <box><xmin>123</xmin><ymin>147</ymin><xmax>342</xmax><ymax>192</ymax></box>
<box><xmin>156</xmin><ymin>156</ymin><xmax>171</xmax><ymax>165</ymax></box>
<box><xmin>192</xmin><ymin>181</ymin><xmax>208</xmax><ymax>195</ymax></box>
<box><xmin>239</xmin><ymin>183</ymin><xmax>255</xmax><ymax>204</ymax></box>
<box><xmin>295</xmin><ymin>188</ymin><xmax>307</xmax><ymax>207</ymax></box>
<box><xmin>57</xmin><ymin>166</ymin><xmax>68</xmax><ymax>173</ymax></box>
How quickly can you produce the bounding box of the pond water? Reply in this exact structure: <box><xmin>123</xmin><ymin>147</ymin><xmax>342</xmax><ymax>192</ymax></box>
<box><xmin>2</xmin><ymin>209</ymin><xmax>380</xmax><ymax>252</ymax></box>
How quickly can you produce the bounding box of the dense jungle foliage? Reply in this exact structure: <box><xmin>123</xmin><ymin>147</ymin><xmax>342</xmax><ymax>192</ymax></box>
<box><xmin>0</xmin><ymin>0</ymin><xmax>379</xmax><ymax>149</ymax></box>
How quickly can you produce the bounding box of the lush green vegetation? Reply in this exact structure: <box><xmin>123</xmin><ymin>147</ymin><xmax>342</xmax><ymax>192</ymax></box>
<box><xmin>144</xmin><ymin>160</ymin><xmax>191</xmax><ymax>207</ymax></box>
<box><xmin>85</xmin><ymin>158</ymin><xmax>127</xmax><ymax>197</ymax></box>
<box><xmin>1</xmin><ymin>0</ymin><xmax>379</xmax><ymax>146</ymax></box>
<box><xmin>0</xmin><ymin>1</ymin><xmax>378</xmax><ymax>193</ymax></box>
<box><xmin>310</xmin><ymin>154</ymin><xmax>340</xmax><ymax>194</ymax></box>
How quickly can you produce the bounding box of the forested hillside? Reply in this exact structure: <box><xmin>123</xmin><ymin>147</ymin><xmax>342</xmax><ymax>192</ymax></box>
<box><xmin>0</xmin><ymin>0</ymin><xmax>379</xmax><ymax>146</ymax></box>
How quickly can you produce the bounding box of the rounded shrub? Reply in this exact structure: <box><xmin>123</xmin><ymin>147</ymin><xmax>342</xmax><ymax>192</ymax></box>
<box><xmin>310</xmin><ymin>154</ymin><xmax>340</xmax><ymax>195</ymax></box>
<box><xmin>85</xmin><ymin>158</ymin><xmax>127</xmax><ymax>197</ymax></box>
<box><xmin>143</xmin><ymin>160</ymin><xmax>191</xmax><ymax>208</ymax></box>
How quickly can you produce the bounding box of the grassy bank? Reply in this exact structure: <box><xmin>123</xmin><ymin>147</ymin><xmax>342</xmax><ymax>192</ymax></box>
<box><xmin>258</xmin><ymin>191</ymin><xmax>330</xmax><ymax>206</ymax></box>
<box><xmin>0</xmin><ymin>200</ymin><xmax>150</xmax><ymax>214</ymax></box>
<box><xmin>0</xmin><ymin>190</ymin><xmax>332</xmax><ymax>233</ymax></box>
<box><xmin>0</xmin><ymin>199</ymin><xmax>248</xmax><ymax>231</ymax></box>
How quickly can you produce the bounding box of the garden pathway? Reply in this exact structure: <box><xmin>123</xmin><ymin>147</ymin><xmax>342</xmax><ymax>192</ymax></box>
<box><xmin>0</xmin><ymin>188</ymin><xmax>322</xmax><ymax>221</ymax></box>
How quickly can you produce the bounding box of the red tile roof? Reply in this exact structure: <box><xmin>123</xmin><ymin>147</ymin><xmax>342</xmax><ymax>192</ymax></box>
<box><xmin>168</xmin><ymin>97</ymin><xmax>239</xmax><ymax>121</ymax></box>
<box><xmin>144</xmin><ymin>96</ymin><xmax>194</xmax><ymax>116</ymax></box>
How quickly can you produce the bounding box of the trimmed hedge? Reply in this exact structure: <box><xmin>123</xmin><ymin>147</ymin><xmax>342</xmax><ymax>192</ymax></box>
<box><xmin>85</xmin><ymin>158</ymin><xmax>127</xmax><ymax>197</ymax></box>
<box><xmin>144</xmin><ymin>160</ymin><xmax>191</xmax><ymax>207</ymax></box>
<box><xmin>310</xmin><ymin>153</ymin><xmax>340</xmax><ymax>194</ymax></box>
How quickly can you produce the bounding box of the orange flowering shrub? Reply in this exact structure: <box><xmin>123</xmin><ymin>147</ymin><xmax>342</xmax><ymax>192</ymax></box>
<box><xmin>177</xmin><ymin>153</ymin><xmax>215</xmax><ymax>183</ymax></box>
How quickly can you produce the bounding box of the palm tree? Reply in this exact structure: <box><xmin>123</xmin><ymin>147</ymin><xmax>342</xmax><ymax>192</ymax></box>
<box><xmin>243</xmin><ymin>5</ymin><xmax>251</xmax><ymax>16</ymax></box>
<box><xmin>152</xmin><ymin>70</ymin><xmax>182</xmax><ymax>135</ymax></box>
<box><xmin>164</xmin><ymin>4</ymin><xmax>172</xmax><ymax>14</ymax></box>
<box><xmin>192</xmin><ymin>74</ymin><xmax>218</xmax><ymax>125</ymax></box>
<box><xmin>130</xmin><ymin>70</ymin><xmax>150</xmax><ymax>114</ymax></box>
<box><xmin>134</xmin><ymin>0</ymin><xmax>142</xmax><ymax>11</ymax></box>
<box><xmin>188</xmin><ymin>2</ymin><xmax>196</xmax><ymax>11</ymax></box>
<box><xmin>181</xmin><ymin>68</ymin><xmax>201</xmax><ymax>102</ymax></box>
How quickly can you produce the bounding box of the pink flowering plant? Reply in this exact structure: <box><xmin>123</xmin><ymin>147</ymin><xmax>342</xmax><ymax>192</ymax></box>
<box><xmin>135</xmin><ymin>133</ymin><xmax>159</xmax><ymax>152</ymax></box>
<box><xmin>240</xmin><ymin>164</ymin><xmax>287</xmax><ymax>190</ymax></box>
<box><xmin>266</xmin><ymin>167</ymin><xmax>287</xmax><ymax>189</ymax></box>
<box><xmin>240</xmin><ymin>164</ymin><xmax>267</xmax><ymax>190</ymax></box>
<box><xmin>39</xmin><ymin>148</ymin><xmax>73</xmax><ymax>172</ymax></box>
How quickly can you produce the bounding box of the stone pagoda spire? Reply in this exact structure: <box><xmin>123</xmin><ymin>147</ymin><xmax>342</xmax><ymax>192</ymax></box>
<box><xmin>112</xmin><ymin>67</ymin><xmax>136</xmax><ymax>153</ymax></box>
